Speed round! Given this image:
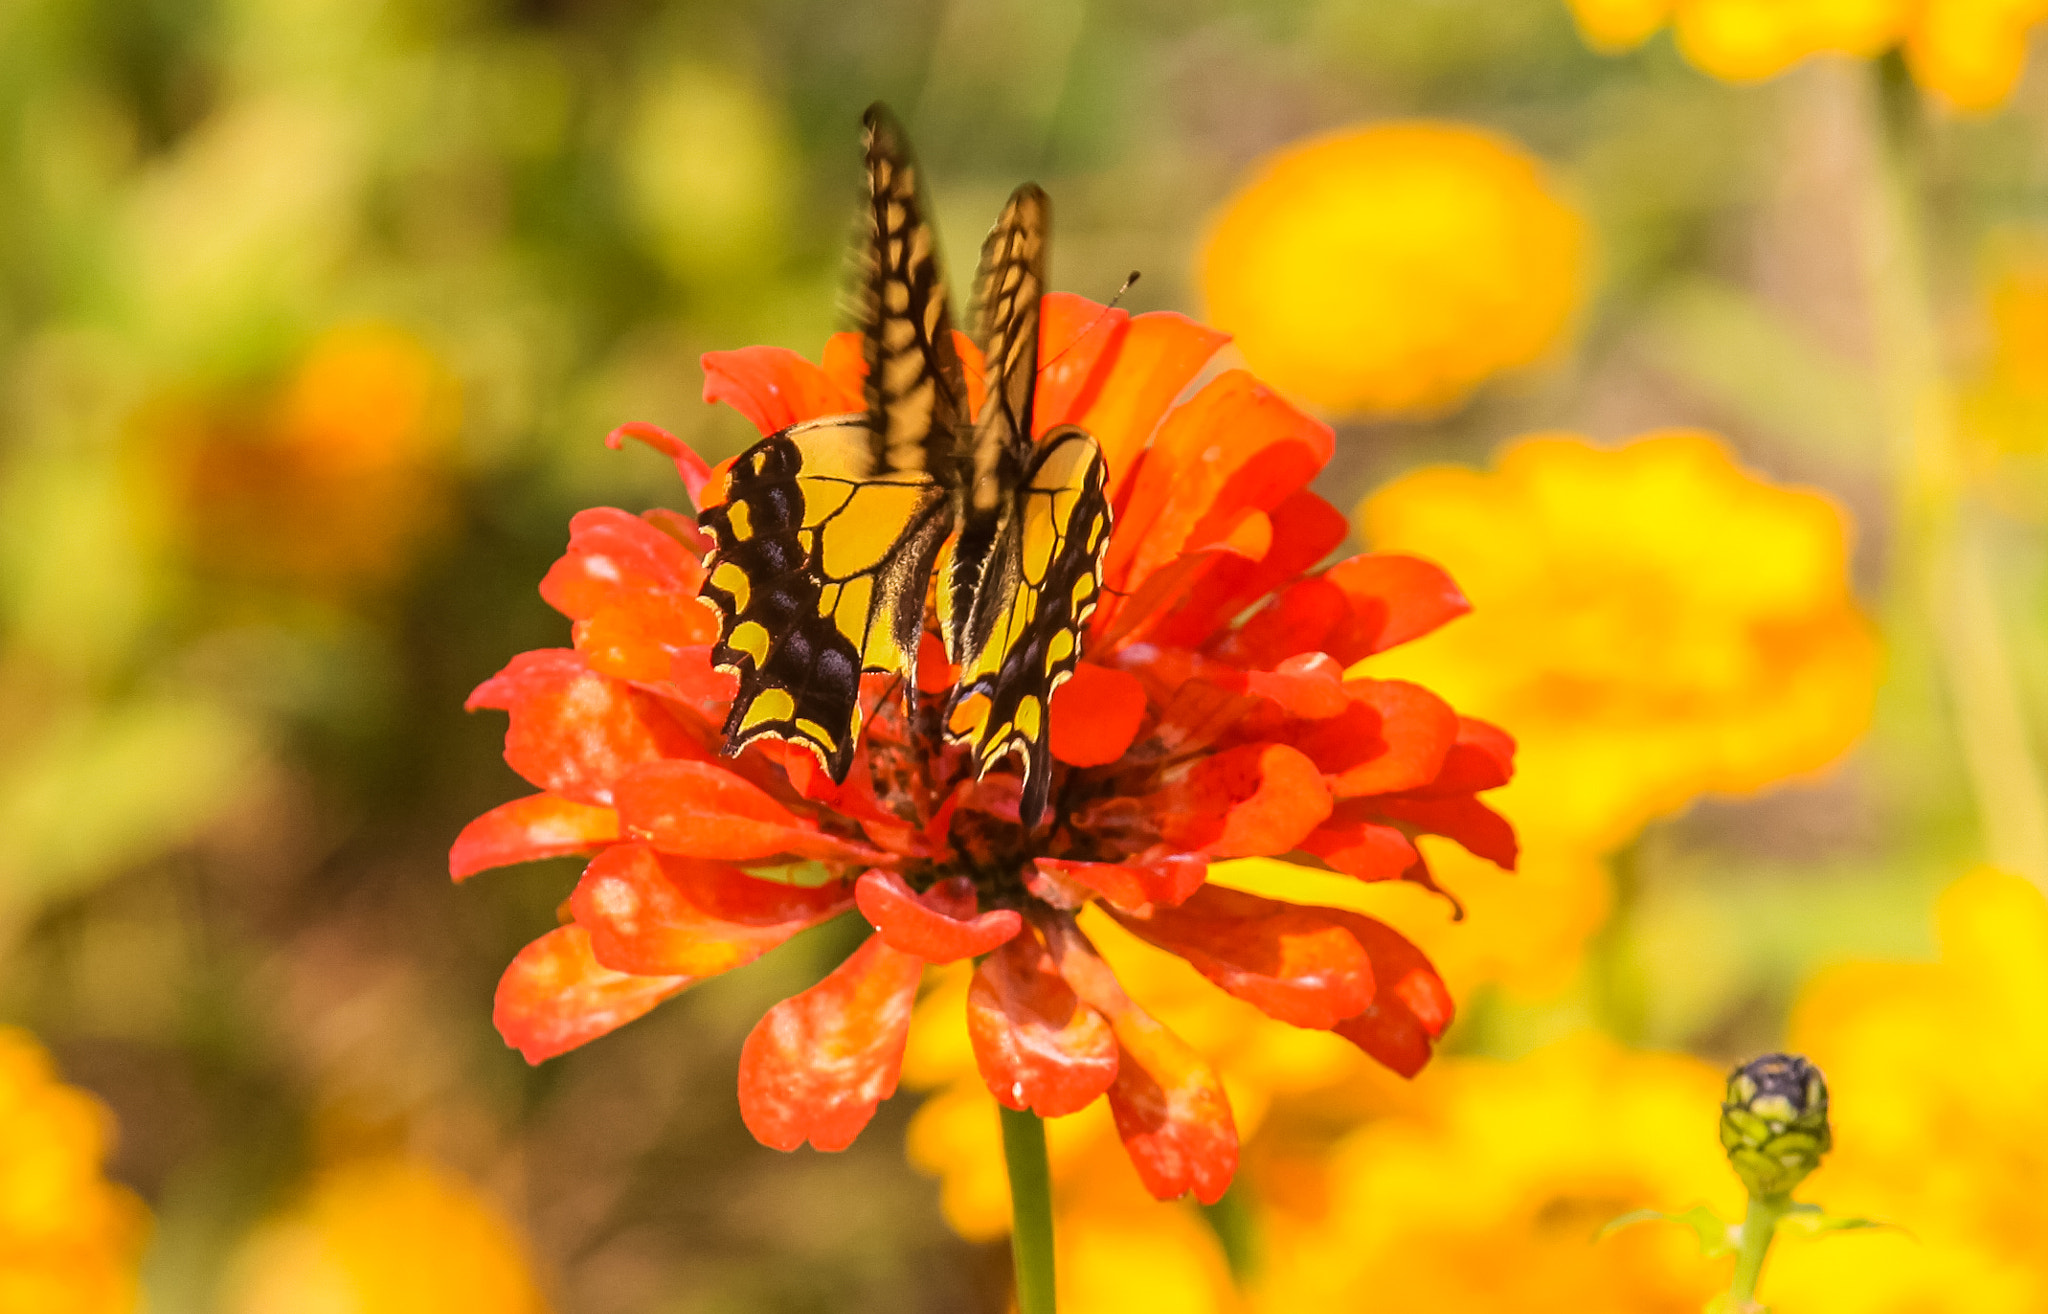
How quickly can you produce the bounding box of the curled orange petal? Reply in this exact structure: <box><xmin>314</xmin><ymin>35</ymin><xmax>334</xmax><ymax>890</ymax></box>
<box><xmin>1327</xmin><ymin>915</ymin><xmax>1456</xmax><ymax>1078</ymax></box>
<box><xmin>1153</xmin><ymin>742</ymin><xmax>1333</xmax><ymax>858</ymax></box>
<box><xmin>450</xmin><ymin>793</ymin><xmax>621</xmax><ymax>881</ymax></box>
<box><xmin>854</xmin><ymin>870</ymin><xmax>1022</xmax><ymax>963</ymax></box>
<box><xmin>1295</xmin><ymin>680</ymin><xmax>1459</xmax><ymax>797</ymax></box>
<box><xmin>604</xmin><ymin>422</ymin><xmax>716</xmax><ymax>506</ymax></box>
<box><xmin>737</xmin><ymin>933</ymin><xmax>925</xmax><ymax>1152</ymax></box>
<box><xmin>966</xmin><ymin>923</ymin><xmax>1118</xmax><ymax>1116</ymax></box>
<box><xmin>1297</xmin><ymin>807</ymin><xmax>1420</xmax><ymax>883</ymax></box>
<box><xmin>467</xmin><ymin>650</ymin><xmax>708</xmax><ymax>806</ymax></box>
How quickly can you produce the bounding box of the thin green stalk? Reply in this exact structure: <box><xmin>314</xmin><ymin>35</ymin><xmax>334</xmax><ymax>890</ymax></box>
<box><xmin>1725</xmin><ymin>1194</ymin><xmax>1789</xmax><ymax>1310</ymax></box>
<box><xmin>1861</xmin><ymin>60</ymin><xmax>2048</xmax><ymax>889</ymax></box>
<box><xmin>1000</xmin><ymin>1105</ymin><xmax>1057</xmax><ymax>1314</ymax></box>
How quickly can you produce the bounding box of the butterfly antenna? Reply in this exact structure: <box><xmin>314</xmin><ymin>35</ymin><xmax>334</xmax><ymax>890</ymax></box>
<box><xmin>1038</xmin><ymin>271</ymin><xmax>1143</xmax><ymax>375</ymax></box>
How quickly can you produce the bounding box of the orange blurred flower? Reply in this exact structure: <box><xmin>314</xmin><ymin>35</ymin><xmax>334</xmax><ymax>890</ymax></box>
<box><xmin>1565</xmin><ymin>0</ymin><xmax>2048</xmax><ymax>112</ymax></box>
<box><xmin>456</xmin><ymin>295</ymin><xmax>1516</xmax><ymax>1201</ymax></box>
<box><xmin>0</xmin><ymin>1029</ymin><xmax>147</xmax><ymax>1314</ymax></box>
<box><xmin>1363</xmin><ymin>431</ymin><xmax>1880</xmax><ymax>854</ymax></box>
<box><xmin>149</xmin><ymin>323</ymin><xmax>458</xmax><ymax>596</ymax></box>
<box><xmin>1200</xmin><ymin>123</ymin><xmax>1585</xmax><ymax>418</ymax></box>
<box><xmin>225</xmin><ymin>1156</ymin><xmax>550</xmax><ymax>1314</ymax></box>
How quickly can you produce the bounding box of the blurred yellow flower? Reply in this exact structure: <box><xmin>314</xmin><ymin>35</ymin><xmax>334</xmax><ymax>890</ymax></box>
<box><xmin>226</xmin><ymin>1157</ymin><xmax>550</xmax><ymax>1314</ymax></box>
<box><xmin>146</xmin><ymin>323</ymin><xmax>459</xmax><ymax>596</ymax></box>
<box><xmin>1362</xmin><ymin>431</ymin><xmax>1881</xmax><ymax>853</ymax></box>
<box><xmin>0</xmin><ymin>1029</ymin><xmax>147</xmax><ymax>1314</ymax></box>
<box><xmin>1249</xmin><ymin>1035</ymin><xmax>1730</xmax><ymax>1314</ymax></box>
<box><xmin>1765</xmin><ymin>868</ymin><xmax>2048</xmax><ymax>1313</ymax></box>
<box><xmin>1199</xmin><ymin>123</ymin><xmax>1585</xmax><ymax>418</ymax></box>
<box><xmin>1564</xmin><ymin>0</ymin><xmax>2048</xmax><ymax>111</ymax></box>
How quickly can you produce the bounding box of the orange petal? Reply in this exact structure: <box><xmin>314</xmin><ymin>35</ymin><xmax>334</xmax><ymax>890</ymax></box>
<box><xmin>854</xmin><ymin>870</ymin><xmax>1022</xmax><ymax>963</ymax></box>
<box><xmin>539</xmin><ymin>507</ymin><xmax>704</xmax><ymax>620</ymax></box>
<box><xmin>701</xmin><ymin>346</ymin><xmax>859</xmax><ymax>436</ymax></box>
<box><xmin>1048</xmin><ymin>662</ymin><xmax>1147</xmax><ymax>767</ymax></box>
<box><xmin>604</xmin><ymin>422</ymin><xmax>716</xmax><ymax>506</ymax></box>
<box><xmin>1297</xmin><ymin>809</ymin><xmax>1419</xmax><ymax>883</ymax></box>
<box><xmin>614</xmin><ymin>759</ymin><xmax>883</xmax><ymax>863</ymax></box>
<box><xmin>1112</xmin><ymin>885</ymin><xmax>1376</xmax><ymax>1029</ymax></box>
<box><xmin>1030</xmin><ymin>850</ymin><xmax>1206</xmax><ymax>913</ymax></box>
<box><xmin>1038</xmin><ymin>914</ymin><xmax>1236</xmax><ymax>1203</ymax></box>
<box><xmin>1146</xmin><ymin>489</ymin><xmax>1350</xmax><ymax>651</ymax></box>
<box><xmin>467</xmin><ymin>650</ymin><xmax>708</xmax><ymax>806</ymax></box>
<box><xmin>572</xmin><ymin>842</ymin><xmax>852</xmax><ymax>976</ymax></box>
<box><xmin>1152</xmin><ymin>742</ymin><xmax>1333</xmax><ymax>858</ymax></box>
<box><xmin>573</xmin><ymin>600</ymin><xmax>719</xmax><ymax>683</ymax></box>
<box><xmin>1320</xmin><ymin>553</ymin><xmax>1471</xmax><ymax>660</ymax></box>
<box><xmin>821</xmin><ymin>331</ymin><xmax>866</xmax><ymax>399</ymax></box>
<box><xmin>1034</xmin><ymin>293</ymin><xmax>1131</xmax><ymax>434</ymax></box>
<box><xmin>736</xmin><ymin>933</ymin><xmax>925</xmax><ymax>1151</ymax></box>
<box><xmin>1294</xmin><ymin>680</ymin><xmax>1459</xmax><ymax>797</ymax></box>
<box><xmin>967</xmin><ymin>924</ymin><xmax>1118</xmax><ymax>1116</ymax></box>
<box><xmin>1327</xmin><ymin>915</ymin><xmax>1455</xmax><ymax>1078</ymax></box>
<box><xmin>1072</xmin><ymin>311</ymin><xmax>1232</xmax><ymax>503</ymax></box>
<box><xmin>1374</xmin><ymin>796</ymin><xmax>1518</xmax><ymax>871</ymax></box>
<box><xmin>493</xmin><ymin>925</ymin><xmax>691</xmax><ymax>1064</ymax></box>
<box><xmin>1404</xmin><ymin>717</ymin><xmax>1517</xmax><ymax>796</ymax></box>
<box><xmin>1105</xmin><ymin>370</ymin><xmax>1332</xmax><ymax>607</ymax></box>
<box><xmin>450</xmin><ymin>794</ymin><xmax>621</xmax><ymax>881</ymax></box>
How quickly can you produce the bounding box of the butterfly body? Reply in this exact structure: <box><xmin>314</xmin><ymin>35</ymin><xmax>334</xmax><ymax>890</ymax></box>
<box><xmin>697</xmin><ymin>106</ymin><xmax>1111</xmax><ymax>827</ymax></box>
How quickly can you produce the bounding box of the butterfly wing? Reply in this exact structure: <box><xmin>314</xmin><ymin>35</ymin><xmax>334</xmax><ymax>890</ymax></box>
<box><xmin>944</xmin><ymin>426</ymin><xmax>1112</xmax><ymax>826</ymax></box>
<box><xmin>698</xmin><ymin>105</ymin><xmax>965</xmax><ymax>779</ymax></box>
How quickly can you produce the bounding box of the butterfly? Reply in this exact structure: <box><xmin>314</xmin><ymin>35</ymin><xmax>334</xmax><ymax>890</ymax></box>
<box><xmin>696</xmin><ymin>104</ymin><xmax>1112</xmax><ymax>829</ymax></box>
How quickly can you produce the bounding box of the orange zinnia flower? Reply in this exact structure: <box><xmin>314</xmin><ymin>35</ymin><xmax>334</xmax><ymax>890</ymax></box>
<box><xmin>454</xmin><ymin>295</ymin><xmax>1516</xmax><ymax>1201</ymax></box>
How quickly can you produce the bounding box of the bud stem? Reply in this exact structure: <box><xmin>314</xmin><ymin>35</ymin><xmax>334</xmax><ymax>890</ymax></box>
<box><xmin>1725</xmin><ymin>1193</ymin><xmax>1789</xmax><ymax>1311</ymax></box>
<box><xmin>1000</xmin><ymin>1105</ymin><xmax>1057</xmax><ymax>1314</ymax></box>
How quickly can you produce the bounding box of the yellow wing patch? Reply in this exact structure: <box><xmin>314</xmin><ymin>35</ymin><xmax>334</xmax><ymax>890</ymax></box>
<box><xmin>699</xmin><ymin>418</ymin><xmax>950</xmax><ymax>777</ymax></box>
<box><xmin>944</xmin><ymin>426</ymin><xmax>1112</xmax><ymax>824</ymax></box>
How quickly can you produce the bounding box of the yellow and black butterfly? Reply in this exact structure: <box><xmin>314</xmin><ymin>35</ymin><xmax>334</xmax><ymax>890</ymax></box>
<box><xmin>696</xmin><ymin>104</ymin><xmax>1110</xmax><ymax>828</ymax></box>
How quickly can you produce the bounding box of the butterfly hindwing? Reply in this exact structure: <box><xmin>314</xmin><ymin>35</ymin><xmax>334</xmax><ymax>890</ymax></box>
<box><xmin>697</xmin><ymin>105</ymin><xmax>964</xmax><ymax>779</ymax></box>
<box><xmin>944</xmin><ymin>426</ymin><xmax>1112</xmax><ymax>824</ymax></box>
<box><xmin>700</xmin><ymin>420</ymin><xmax>951</xmax><ymax>776</ymax></box>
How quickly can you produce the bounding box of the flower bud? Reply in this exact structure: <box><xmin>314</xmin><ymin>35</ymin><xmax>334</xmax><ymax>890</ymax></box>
<box><xmin>1720</xmin><ymin>1052</ymin><xmax>1831</xmax><ymax>1199</ymax></box>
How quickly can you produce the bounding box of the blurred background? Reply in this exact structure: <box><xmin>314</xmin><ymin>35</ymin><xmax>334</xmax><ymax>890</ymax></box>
<box><xmin>4</xmin><ymin>0</ymin><xmax>2047</xmax><ymax>1310</ymax></box>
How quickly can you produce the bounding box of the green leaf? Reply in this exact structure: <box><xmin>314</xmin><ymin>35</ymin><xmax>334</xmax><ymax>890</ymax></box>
<box><xmin>1777</xmin><ymin>1205</ymin><xmax>1900</xmax><ymax>1241</ymax></box>
<box><xmin>1597</xmin><ymin>1204</ymin><xmax>1737</xmax><ymax>1258</ymax></box>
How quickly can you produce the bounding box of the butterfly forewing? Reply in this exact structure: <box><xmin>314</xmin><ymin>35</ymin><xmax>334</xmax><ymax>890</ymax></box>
<box><xmin>697</xmin><ymin>106</ymin><xmax>965</xmax><ymax>780</ymax></box>
<box><xmin>940</xmin><ymin>184</ymin><xmax>1049</xmax><ymax>661</ymax></box>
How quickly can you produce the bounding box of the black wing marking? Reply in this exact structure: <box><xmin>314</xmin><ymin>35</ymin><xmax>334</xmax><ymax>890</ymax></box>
<box><xmin>858</xmin><ymin>103</ymin><xmax>970</xmax><ymax>480</ymax></box>
<box><xmin>696</xmin><ymin>105</ymin><xmax>970</xmax><ymax>780</ymax></box>
<box><xmin>700</xmin><ymin>421</ymin><xmax>951</xmax><ymax>778</ymax></box>
<box><xmin>943</xmin><ymin>427</ymin><xmax>1112</xmax><ymax>826</ymax></box>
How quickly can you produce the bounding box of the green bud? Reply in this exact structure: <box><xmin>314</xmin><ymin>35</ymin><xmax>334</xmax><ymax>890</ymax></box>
<box><xmin>1720</xmin><ymin>1053</ymin><xmax>1831</xmax><ymax>1200</ymax></box>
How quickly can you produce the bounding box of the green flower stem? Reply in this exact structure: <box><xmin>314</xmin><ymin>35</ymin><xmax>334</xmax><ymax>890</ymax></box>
<box><xmin>1000</xmin><ymin>1105</ymin><xmax>1057</xmax><ymax>1314</ymax></box>
<box><xmin>1725</xmin><ymin>1194</ymin><xmax>1790</xmax><ymax>1311</ymax></box>
<box><xmin>1863</xmin><ymin>58</ymin><xmax>2048</xmax><ymax>888</ymax></box>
